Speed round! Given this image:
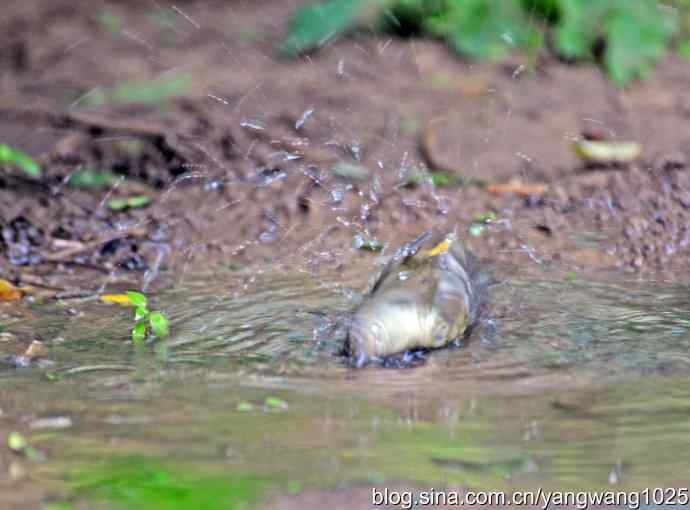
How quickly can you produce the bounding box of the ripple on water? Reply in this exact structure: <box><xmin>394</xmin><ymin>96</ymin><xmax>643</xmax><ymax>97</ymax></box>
<box><xmin>154</xmin><ymin>265</ymin><xmax>690</xmax><ymax>394</ymax></box>
<box><xmin>3</xmin><ymin>264</ymin><xmax>690</xmax><ymax>497</ymax></box>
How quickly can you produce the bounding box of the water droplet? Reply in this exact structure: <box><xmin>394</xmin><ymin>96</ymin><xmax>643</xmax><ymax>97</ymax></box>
<box><xmin>239</xmin><ymin>119</ymin><xmax>264</xmax><ymax>131</ymax></box>
<box><xmin>259</xmin><ymin>231</ymin><xmax>277</xmax><ymax>243</ymax></box>
<box><xmin>295</xmin><ymin>107</ymin><xmax>314</xmax><ymax>130</ymax></box>
<box><xmin>512</xmin><ymin>64</ymin><xmax>526</xmax><ymax>79</ymax></box>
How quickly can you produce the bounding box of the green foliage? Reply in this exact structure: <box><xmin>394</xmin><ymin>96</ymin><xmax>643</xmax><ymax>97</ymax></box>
<box><xmin>424</xmin><ymin>0</ymin><xmax>537</xmax><ymax>59</ymax></box>
<box><xmin>354</xmin><ymin>236</ymin><xmax>385</xmax><ymax>252</ymax></box>
<box><xmin>554</xmin><ymin>0</ymin><xmax>675</xmax><ymax>85</ymax></box>
<box><xmin>67</xmin><ymin>169</ymin><xmax>120</xmax><ymax>189</ymax></box>
<box><xmin>126</xmin><ymin>291</ymin><xmax>148</xmax><ymax>309</ymax></box>
<box><xmin>7</xmin><ymin>431</ymin><xmax>41</xmax><ymax>460</ymax></box>
<box><xmin>148</xmin><ymin>312</ymin><xmax>170</xmax><ymax>338</ymax></box>
<box><xmin>125</xmin><ymin>291</ymin><xmax>170</xmax><ymax>344</ymax></box>
<box><xmin>283</xmin><ymin>0</ymin><xmax>680</xmax><ymax>85</ymax></box>
<box><xmin>132</xmin><ymin>321</ymin><xmax>147</xmax><ymax>343</ymax></box>
<box><xmin>0</xmin><ymin>143</ymin><xmax>41</xmax><ymax>177</ymax></box>
<box><xmin>522</xmin><ymin>0</ymin><xmax>561</xmax><ymax>23</ymax></box>
<box><xmin>405</xmin><ymin>171</ymin><xmax>461</xmax><ymax>187</ymax></box>
<box><xmin>281</xmin><ymin>0</ymin><xmax>368</xmax><ymax>56</ymax></box>
<box><xmin>236</xmin><ymin>401</ymin><xmax>256</xmax><ymax>412</ymax></box>
<box><xmin>7</xmin><ymin>431</ymin><xmax>28</xmax><ymax>451</ymax></box>
<box><xmin>107</xmin><ymin>195</ymin><xmax>152</xmax><ymax>211</ymax></box>
<box><xmin>264</xmin><ymin>396</ymin><xmax>289</xmax><ymax>410</ymax></box>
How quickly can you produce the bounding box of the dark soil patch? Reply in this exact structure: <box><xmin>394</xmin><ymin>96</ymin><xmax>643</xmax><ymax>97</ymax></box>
<box><xmin>1</xmin><ymin>0</ymin><xmax>690</xmax><ymax>297</ymax></box>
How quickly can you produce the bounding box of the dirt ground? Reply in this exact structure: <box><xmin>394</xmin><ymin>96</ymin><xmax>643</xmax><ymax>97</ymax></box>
<box><xmin>1</xmin><ymin>0</ymin><xmax>690</xmax><ymax>296</ymax></box>
<box><xmin>2</xmin><ymin>2</ymin><xmax>690</xmax><ymax>507</ymax></box>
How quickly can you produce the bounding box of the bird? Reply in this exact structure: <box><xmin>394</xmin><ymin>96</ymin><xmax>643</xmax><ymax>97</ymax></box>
<box><xmin>347</xmin><ymin>230</ymin><xmax>482</xmax><ymax>367</ymax></box>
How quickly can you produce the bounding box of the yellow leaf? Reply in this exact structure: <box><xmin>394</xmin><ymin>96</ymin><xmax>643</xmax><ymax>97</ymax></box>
<box><xmin>100</xmin><ymin>293</ymin><xmax>135</xmax><ymax>305</ymax></box>
<box><xmin>426</xmin><ymin>239</ymin><xmax>452</xmax><ymax>257</ymax></box>
<box><xmin>0</xmin><ymin>278</ymin><xmax>26</xmax><ymax>301</ymax></box>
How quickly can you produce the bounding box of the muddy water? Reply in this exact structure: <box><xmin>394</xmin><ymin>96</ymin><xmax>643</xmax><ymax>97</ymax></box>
<box><xmin>2</xmin><ymin>260</ymin><xmax>690</xmax><ymax>508</ymax></box>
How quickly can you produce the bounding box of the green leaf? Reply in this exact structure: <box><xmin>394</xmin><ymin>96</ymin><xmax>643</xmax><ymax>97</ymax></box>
<box><xmin>134</xmin><ymin>306</ymin><xmax>149</xmax><ymax>321</ymax></box>
<box><xmin>148</xmin><ymin>312</ymin><xmax>170</xmax><ymax>338</ymax></box>
<box><xmin>281</xmin><ymin>0</ymin><xmax>367</xmax><ymax>56</ymax></box>
<box><xmin>126</xmin><ymin>291</ymin><xmax>148</xmax><ymax>309</ymax></box>
<box><xmin>0</xmin><ymin>143</ymin><xmax>41</xmax><ymax>178</ymax></box>
<box><xmin>553</xmin><ymin>0</ymin><xmax>676</xmax><ymax>85</ymax></box>
<box><xmin>8</xmin><ymin>431</ymin><xmax>28</xmax><ymax>451</ymax></box>
<box><xmin>406</xmin><ymin>172</ymin><xmax>459</xmax><ymax>187</ymax></box>
<box><xmin>603</xmin><ymin>0</ymin><xmax>676</xmax><ymax>86</ymax></box>
<box><xmin>353</xmin><ymin>236</ymin><xmax>385</xmax><ymax>251</ymax></box>
<box><xmin>132</xmin><ymin>321</ymin><xmax>147</xmax><ymax>344</ymax></box>
<box><xmin>553</xmin><ymin>0</ymin><xmax>604</xmax><ymax>59</ymax></box>
<box><xmin>107</xmin><ymin>196</ymin><xmax>152</xmax><ymax>211</ymax></box>
<box><xmin>236</xmin><ymin>402</ymin><xmax>256</xmax><ymax>412</ymax></box>
<box><xmin>264</xmin><ymin>396</ymin><xmax>288</xmax><ymax>410</ymax></box>
<box><xmin>425</xmin><ymin>0</ymin><xmax>534</xmax><ymax>60</ymax></box>
<box><xmin>67</xmin><ymin>169</ymin><xmax>120</xmax><ymax>189</ymax></box>
<box><xmin>45</xmin><ymin>371</ymin><xmax>64</xmax><ymax>382</ymax></box>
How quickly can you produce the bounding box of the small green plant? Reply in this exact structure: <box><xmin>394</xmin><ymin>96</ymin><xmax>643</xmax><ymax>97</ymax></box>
<box><xmin>405</xmin><ymin>171</ymin><xmax>461</xmax><ymax>187</ymax></box>
<box><xmin>283</xmin><ymin>0</ymin><xmax>679</xmax><ymax>85</ymax></box>
<box><xmin>281</xmin><ymin>0</ymin><xmax>373</xmax><ymax>56</ymax></box>
<box><xmin>7</xmin><ymin>431</ymin><xmax>41</xmax><ymax>460</ymax></box>
<box><xmin>126</xmin><ymin>291</ymin><xmax>170</xmax><ymax>343</ymax></box>
<box><xmin>67</xmin><ymin>169</ymin><xmax>121</xmax><ymax>189</ymax></box>
<box><xmin>107</xmin><ymin>195</ymin><xmax>152</xmax><ymax>211</ymax></box>
<box><xmin>549</xmin><ymin>0</ymin><xmax>676</xmax><ymax>85</ymax></box>
<box><xmin>354</xmin><ymin>235</ymin><xmax>385</xmax><ymax>251</ymax></box>
<box><xmin>0</xmin><ymin>143</ymin><xmax>41</xmax><ymax>177</ymax></box>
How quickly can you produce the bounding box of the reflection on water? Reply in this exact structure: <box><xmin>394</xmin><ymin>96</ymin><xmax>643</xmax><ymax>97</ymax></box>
<box><xmin>2</xmin><ymin>262</ymin><xmax>690</xmax><ymax>507</ymax></box>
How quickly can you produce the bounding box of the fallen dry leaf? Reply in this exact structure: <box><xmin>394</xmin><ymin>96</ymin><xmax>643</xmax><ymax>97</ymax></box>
<box><xmin>0</xmin><ymin>278</ymin><xmax>32</xmax><ymax>301</ymax></box>
<box><xmin>485</xmin><ymin>181</ymin><xmax>548</xmax><ymax>196</ymax></box>
<box><xmin>573</xmin><ymin>140</ymin><xmax>641</xmax><ymax>164</ymax></box>
<box><xmin>100</xmin><ymin>293</ymin><xmax>135</xmax><ymax>305</ymax></box>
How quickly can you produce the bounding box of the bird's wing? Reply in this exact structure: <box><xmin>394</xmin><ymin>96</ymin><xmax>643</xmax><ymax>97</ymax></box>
<box><xmin>370</xmin><ymin>231</ymin><xmax>433</xmax><ymax>294</ymax></box>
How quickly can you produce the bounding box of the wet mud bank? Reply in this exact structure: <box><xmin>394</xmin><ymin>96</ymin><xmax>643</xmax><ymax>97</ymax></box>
<box><xmin>1</xmin><ymin>1</ymin><xmax>690</xmax><ymax>296</ymax></box>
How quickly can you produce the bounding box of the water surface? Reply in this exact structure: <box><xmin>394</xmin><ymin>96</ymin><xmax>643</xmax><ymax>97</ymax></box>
<box><xmin>2</xmin><ymin>261</ymin><xmax>690</xmax><ymax>508</ymax></box>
